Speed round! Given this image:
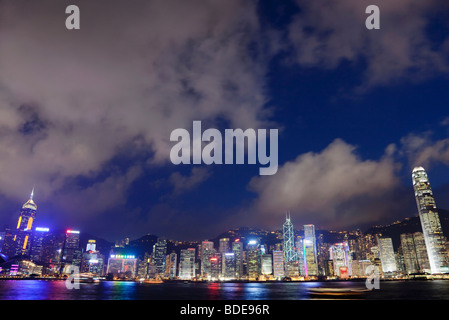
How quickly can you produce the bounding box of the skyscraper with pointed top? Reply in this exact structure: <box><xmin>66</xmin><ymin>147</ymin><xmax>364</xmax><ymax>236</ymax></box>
<box><xmin>13</xmin><ymin>188</ymin><xmax>37</xmax><ymax>256</ymax></box>
<box><xmin>412</xmin><ymin>167</ymin><xmax>449</xmax><ymax>274</ymax></box>
<box><xmin>283</xmin><ymin>212</ymin><xmax>296</xmax><ymax>263</ymax></box>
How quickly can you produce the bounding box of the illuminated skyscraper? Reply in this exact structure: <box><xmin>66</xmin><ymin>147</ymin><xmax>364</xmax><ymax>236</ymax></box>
<box><xmin>179</xmin><ymin>248</ymin><xmax>195</xmax><ymax>280</ymax></box>
<box><xmin>219</xmin><ymin>238</ymin><xmax>230</xmax><ymax>254</ymax></box>
<box><xmin>304</xmin><ymin>224</ymin><xmax>318</xmax><ymax>277</ymax></box>
<box><xmin>247</xmin><ymin>240</ymin><xmax>260</xmax><ymax>280</ymax></box>
<box><xmin>107</xmin><ymin>254</ymin><xmax>137</xmax><ymax>279</ymax></box>
<box><xmin>30</xmin><ymin>227</ymin><xmax>50</xmax><ymax>263</ymax></box>
<box><xmin>295</xmin><ymin>237</ymin><xmax>305</xmax><ymax>276</ymax></box>
<box><xmin>223</xmin><ymin>253</ymin><xmax>236</xmax><ymax>279</ymax></box>
<box><xmin>0</xmin><ymin>227</ymin><xmax>15</xmax><ymax>257</ymax></box>
<box><xmin>61</xmin><ymin>230</ymin><xmax>81</xmax><ymax>273</ymax></box>
<box><xmin>400</xmin><ymin>232</ymin><xmax>431</xmax><ymax>274</ymax></box>
<box><xmin>200</xmin><ymin>240</ymin><xmax>215</xmax><ymax>277</ymax></box>
<box><xmin>165</xmin><ymin>252</ymin><xmax>177</xmax><ymax>279</ymax></box>
<box><xmin>261</xmin><ymin>254</ymin><xmax>273</xmax><ymax>276</ymax></box>
<box><xmin>209</xmin><ymin>253</ymin><xmax>222</xmax><ymax>279</ymax></box>
<box><xmin>272</xmin><ymin>250</ymin><xmax>285</xmax><ymax>279</ymax></box>
<box><xmin>232</xmin><ymin>239</ymin><xmax>244</xmax><ymax>278</ymax></box>
<box><xmin>86</xmin><ymin>240</ymin><xmax>96</xmax><ymax>252</ymax></box>
<box><xmin>412</xmin><ymin>167</ymin><xmax>449</xmax><ymax>274</ymax></box>
<box><xmin>378</xmin><ymin>237</ymin><xmax>397</xmax><ymax>273</ymax></box>
<box><xmin>283</xmin><ymin>212</ymin><xmax>296</xmax><ymax>263</ymax></box>
<box><xmin>152</xmin><ymin>239</ymin><xmax>167</xmax><ymax>275</ymax></box>
<box><xmin>329</xmin><ymin>242</ymin><xmax>352</xmax><ymax>278</ymax></box>
<box><xmin>14</xmin><ymin>189</ymin><xmax>37</xmax><ymax>256</ymax></box>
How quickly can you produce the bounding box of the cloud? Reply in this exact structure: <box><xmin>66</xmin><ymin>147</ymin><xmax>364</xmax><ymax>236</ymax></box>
<box><xmin>288</xmin><ymin>0</ymin><xmax>449</xmax><ymax>87</ymax></box>
<box><xmin>238</xmin><ymin>139</ymin><xmax>401</xmax><ymax>230</ymax></box>
<box><xmin>440</xmin><ymin>117</ymin><xmax>449</xmax><ymax>127</ymax></box>
<box><xmin>0</xmin><ymin>0</ymin><xmax>272</xmax><ymax>217</ymax></box>
<box><xmin>169</xmin><ymin>167</ymin><xmax>212</xmax><ymax>195</ymax></box>
<box><xmin>401</xmin><ymin>132</ymin><xmax>449</xmax><ymax>168</ymax></box>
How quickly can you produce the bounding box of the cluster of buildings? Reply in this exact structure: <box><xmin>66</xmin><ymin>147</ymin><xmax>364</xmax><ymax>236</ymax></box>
<box><xmin>0</xmin><ymin>189</ymin><xmax>105</xmax><ymax>277</ymax></box>
<box><xmin>126</xmin><ymin>166</ymin><xmax>448</xmax><ymax>281</ymax></box>
<box><xmin>0</xmin><ymin>166</ymin><xmax>448</xmax><ymax>281</ymax></box>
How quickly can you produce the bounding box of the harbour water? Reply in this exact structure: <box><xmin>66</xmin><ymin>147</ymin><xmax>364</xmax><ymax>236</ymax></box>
<box><xmin>0</xmin><ymin>279</ymin><xmax>448</xmax><ymax>300</ymax></box>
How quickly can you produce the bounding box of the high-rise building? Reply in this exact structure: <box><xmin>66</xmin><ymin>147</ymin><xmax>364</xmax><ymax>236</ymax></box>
<box><xmin>283</xmin><ymin>213</ymin><xmax>296</xmax><ymax>264</ymax></box>
<box><xmin>272</xmin><ymin>250</ymin><xmax>285</xmax><ymax>279</ymax></box>
<box><xmin>412</xmin><ymin>167</ymin><xmax>449</xmax><ymax>274</ymax></box>
<box><xmin>357</xmin><ymin>233</ymin><xmax>378</xmax><ymax>261</ymax></box>
<box><xmin>219</xmin><ymin>238</ymin><xmax>230</xmax><ymax>254</ymax></box>
<box><xmin>107</xmin><ymin>254</ymin><xmax>137</xmax><ymax>279</ymax></box>
<box><xmin>209</xmin><ymin>253</ymin><xmax>222</xmax><ymax>279</ymax></box>
<box><xmin>165</xmin><ymin>252</ymin><xmax>177</xmax><ymax>279</ymax></box>
<box><xmin>86</xmin><ymin>240</ymin><xmax>96</xmax><ymax>252</ymax></box>
<box><xmin>351</xmin><ymin>260</ymin><xmax>372</xmax><ymax>278</ymax></box>
<box><xmin>261</xmin><ymin>253</ymin><xmax>273</xmax><ymax>276</ymax></box>
<box><xmin>13</xmin><ymin>189</ymin><xmax>37</xmax><ymax>256</ymax></box>
<box><xmin>179</xmin><ymin>248</ymin><xmax>196</xmax><ymax>280</ymax></box>
<box><xmin>61</xmin><ymin>230</ymin><xmax>81</xmax><ymax>273</ymax></box>
<box><xmin>295</xmin><ymin>237</ymin><xmax>305</xmax><ymax>276</ymax></box>
<box><xmin>304</xmin><ymin>224</ymin><xmax>318</xmax><ymax>277</ymax></box>
<box><xmin>400</xmin><ymin>232</ymin><xmax>431</xmax><ymax>274</ymax></box>
<box><xmin>316</xmin><ymin>233</ymin><xmax>331</xmax><ymax>277</ymax></box>
<box><xmin>413</xmin><ymin>232</ymin><xmax>432</xmax><ymax>273</ymax></box>
<box><xmin>81</xmin><ymin>248</ymin><xmax>104</xmax><ymax>276</ymax></box>
<box><xmin>152</xmin><ymin>239</ymin><xmax>167</xmax><ymax>275</ymax></box>
<box><xmin>378</xmin><ymin>237</ymin><xmax>397</xmax><ymax>273</ymax></box>
<box><xmin>232</xmin><ymin>239</ymin><xmax>243</xmax><ymax>279</ymax></box>
<box><xmin>46</xmin><ymin>232</ymin><xmax>65</xmax><ymax>274</ymax></box>
<box><xmin>0</xmin><ymin>227</ymin><xmax>16</xmax><ymax>257</ymax></box>
<box><xmin>246</xmin><ymin>240</ymin><xmax>260</xmax><ymax>280</ymax></box>
<box><xmin>200</xmin><ymin>240</ymin><xmax>215</xmax><ymax>278</ymax></box>
<box><xmin>223</xmin><ymin>252</ymin><xmax>236</xmax><ymax>279</ymax></box>
<box><xmin>30</xmin><ymin>227</ymin><xmax>50</xmax><ymax>263</ymax></box>
<box><xmin>329</xmin><ymin>242</ymin><xmax>352</xmax><ymax>278</ymax></box>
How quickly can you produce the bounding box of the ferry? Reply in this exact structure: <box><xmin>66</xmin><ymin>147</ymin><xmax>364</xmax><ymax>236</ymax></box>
<box><xmin>308</xmin><ymin>287</ymin><xmax>371</xmax><ymax>298</ymax></box>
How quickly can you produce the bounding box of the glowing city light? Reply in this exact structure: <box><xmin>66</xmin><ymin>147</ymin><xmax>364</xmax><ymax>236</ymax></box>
<box><xmin>110</xmin><ymin>254</ymin><xmax>135</xmax><ymax>259</ymax></box>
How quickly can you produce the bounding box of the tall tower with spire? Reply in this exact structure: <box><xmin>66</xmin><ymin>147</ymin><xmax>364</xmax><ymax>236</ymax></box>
<box><xmin>13</xmin><ymin>188</ymin><xmax>37</xmax><ymax>256</ymax></box>
<box><xmin>283</xmin><ymin>212</ymin><xmax>296</xmax><ymax>263</ymax></box>
<box><xmin>412</xmin><ymin>167</ymin><xmax>449</xmax><ymax>274</ymax></box>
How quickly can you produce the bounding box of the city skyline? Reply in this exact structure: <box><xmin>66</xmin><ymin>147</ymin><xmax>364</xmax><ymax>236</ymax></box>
<box><xmin>0</xmin><ymin>0</ymin><xmax>449</xmax><ymax>243</ymax></box>
<box><xmin>0</xmin><ymin>163</ymin><xmax>448</xmax><ymax>292</ymax></box>
<box><xmin>2</xmin><ymin>169</ymin><xmax>448</xmax><ymax>281</ymax></box>
<box><xmin>3</xmin><ymin>167</ymin><xmax>449</xmax><ymax>245</ymax></box>
<box><xmin>2</xmin><ymin>0</ymin><xmax>449</xmax><ymax>307</ymax></box>
<box><xmin>3</xmin><ymin>165</ymin><xmax>449</xmax><ymax>247</ymax></box>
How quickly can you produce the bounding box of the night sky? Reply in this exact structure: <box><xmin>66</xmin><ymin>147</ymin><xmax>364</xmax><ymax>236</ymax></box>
<box><xmin>0</xmin><ymin>0</ymin><xmax>449</xmax><ymax>242</ymax></box>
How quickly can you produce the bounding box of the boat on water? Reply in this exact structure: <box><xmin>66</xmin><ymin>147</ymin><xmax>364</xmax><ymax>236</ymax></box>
<box><xmin>71</xmin><ymin>273</ymin><xmax>100</xmax><ymax>283</ymax></box>
<box><xmin>308</xmin><ymin>287</ymin><xmax>371</xmax><ymax>298</ymax></box>
<box><xmin>141</xmin><ymin>279</ymin><xmax>164</xmax><ymax>284</ymax></box>
<box><xmin>78</xmin><ymin>277</ymin><xmax>100</xmax><ymax>283</ymax></box>
<box><xmin>136</xmin><ymin>278</ymin><xmax>164</xmax><ymax>283</ymax></box>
